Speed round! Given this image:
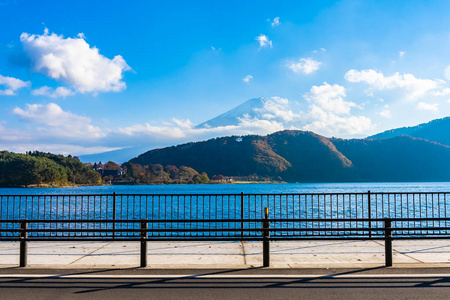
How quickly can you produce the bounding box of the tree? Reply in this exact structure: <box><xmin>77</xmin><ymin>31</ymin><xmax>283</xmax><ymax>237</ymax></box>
<box><xmin>104</xmin><ymin>161</ymin><xmax>121</xmax><ymax>170</ymax></box>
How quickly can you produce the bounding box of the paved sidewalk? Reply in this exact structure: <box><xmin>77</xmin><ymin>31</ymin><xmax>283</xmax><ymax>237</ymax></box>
<box><xmin>2</xmin><ymin>240</ymin><xmax>450</xmax><ymax>268</ymax></box>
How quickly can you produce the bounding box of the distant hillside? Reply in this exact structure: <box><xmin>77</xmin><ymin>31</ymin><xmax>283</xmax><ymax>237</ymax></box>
<box><xmin>129</xmin><ymin>130</ymin><xmax>450</xmax><ymax>182</ymax></box>
<box><xmin>368</xmin><ymin>117</ymin><xmax>450</xmax><ymax>146</ymax></box>
<box><xmin>333</xmin><ymin>136</ymin><xmax>450</xmax><ymax>181</ymax></box>
<box><xmin>131</xmin><ymin>130</ymin><xmax>353</xmax><ymax>182</ymax></box>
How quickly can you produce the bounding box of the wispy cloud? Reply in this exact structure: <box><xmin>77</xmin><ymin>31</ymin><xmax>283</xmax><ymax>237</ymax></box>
<box><xmin>0</xmin><ymin>74</ymin><xmax>30</xmax><ymax>95</ymax></box>
<box><xmin>289</xmin><ymin>58</ymin><xmax>321</xmax><ymax>74</ymax></box>
<box><xmin>378</xmin><ymin>105</ymin><xmax>392</xmax><ymax>118</ymax></box>
<box><xmin>312</xmin><ymin>48</ymin><xmax>326</xmax><ymax>53</ymax></box>
<box><xmin>13</xmin><ymin>103</ymin><xmax>104</xmax><ymax>138</ymax></box>
<box><xmin>417</xmin><ymin>101</ymin><xmax>438</xmax><ymax>112</ymax></box>
<box><xmin>345</xmin><ymin>69</ymin><xmax>443</xmax><ymax>100</ymax></box>
<box><xmin>271</xmin><ymin>17</ymin><xmax>280</xmax><ymax>27</ymax></box>
<box><xmin>242</xmin><ymin>75</ymin><xmax>253</xmax><ymax>83</ymax></box>
<box><xmin>31</xmin><ymin>86</ymin><xmax>74</xmax><ymax>98</ymax></box>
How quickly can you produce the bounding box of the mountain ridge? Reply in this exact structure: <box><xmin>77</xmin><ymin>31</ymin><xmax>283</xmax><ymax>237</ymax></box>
<box><xmin>368</xmin><ymin>116</ymin><xmax>450</xmax><ymax>146</ymax></box>
<box><xmin>129</xmin><ymin>129</ymin><xmax>450</xmax><ymax>182</ymax></box>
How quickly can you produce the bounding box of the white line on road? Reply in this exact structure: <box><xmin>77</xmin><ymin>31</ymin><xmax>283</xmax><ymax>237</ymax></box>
<box><xmin>1</xmin><ymin>274</ymin><xmax>450</xmax><ymax>279</ymax></box>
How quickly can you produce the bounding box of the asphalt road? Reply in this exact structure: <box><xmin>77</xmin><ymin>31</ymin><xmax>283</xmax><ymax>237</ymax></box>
<box><xmin>1</xmin><ymin>268</ymin><xmax>450</xmax><ymax>299</ymax></box>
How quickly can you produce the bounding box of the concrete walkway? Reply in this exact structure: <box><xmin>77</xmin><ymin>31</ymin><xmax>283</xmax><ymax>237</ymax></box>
<box><xmin>2</xmin><ymin>240</ymin><xmax>450</xmax><ymax>268</ymax></box>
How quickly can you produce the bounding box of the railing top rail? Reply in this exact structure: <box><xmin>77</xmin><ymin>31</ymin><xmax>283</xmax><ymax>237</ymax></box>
<box><xmin>2</xmin><ymin>217</ymin><xmax>450</xmax><ymax>223</ymax></box>
<box><xmin>1</xmin><ymin>191</ymin><xmax>450</xmax><ymax>198</ymax></box>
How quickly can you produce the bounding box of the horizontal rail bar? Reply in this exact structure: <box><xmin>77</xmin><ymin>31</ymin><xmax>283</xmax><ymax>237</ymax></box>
<box><xmin>3</xmin><ymin>217</ymin><xmax>450</xmax><ymax>223</ymax></box>
<box><xmin>5</xmin><ymin>236</ymin><xmax>450</xmax><ymax>242</ymax></box>
<box><xmin>2</xmin><ymin>191</ymin><xmax>450</xmax><ymax>198</ymax></box>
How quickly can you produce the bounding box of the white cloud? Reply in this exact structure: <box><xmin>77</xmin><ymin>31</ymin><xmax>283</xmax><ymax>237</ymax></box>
<box><xmin>417</xmin><ymin>102</ymin><xmax>439</xmax><ymax>112</ymax></box>
<box><xmin>303</xmin><ymin>105</ymin><xmax>373</xmax><ymax>136</ymax></box>
<box><xmin>12</xmin><ymin>103</ymin><xmax>104</xmax><ymax>138</ymax></box>
<box><xmin>399</xmin><ymin>51</ymin><xmax>405</xmax><ymax>58</ymax></box>
<box><xmin>305</xmin><ymin>82</ymin><xmax>356</xmax><ymax>115</ymax></box>
<box><xmin>302</xmin><ymin>83</ymin><xmax>373</xmax><ymax>136</ymax></box>
<box><xmin>172</xmin><ymin>118</ymin><xmax>194</xmax><ymax>129</ymax></box>
<box><xmin>31</xmin><ymin>86</ymin><xmax>74</xmax><ymax>98</ymax></box>
<box><xmin>433</xmin><ymin>88</ymin><xmax>450</xmax><ymax>96</ymax></box>
<box><xmin>271</xmin><ymin>17</ymin><xmax>280</xmax><ymax>27</ymax></box>
<box><xmin>379</xmin><ymin>110</ymin><xmax>392</xmax><ymax>118</ymax></box>
<box><xmin>289</xmin><ymin>58</ymin><xmax>321</xmax><ymax>74</ymax></box>
<box><xmin>242</xmin><ymin>75</ymin><xmax>253</xmax><ymax>83</ymax></box>
<box><xmin>0</xmin><ymin>74</ymin><xmax>30</xmax><ymax>95</ymax></box>
<box><xmin>312</xmin><ymin>48</ymin><xmax>327</xmax><ymax>53</ymax></box>
<box><xmin>2</xmin><ymin>144</ymin><xmax>118</xmax><ymax>156</ymax></box>
<box><xmin>345</xmin><ymin>69</ymin><xmax>442</xmax><ymax>100</ymax></box>
<box><xmin>256</xmin><ymin>34</ymin><xmax>272</xmax><ymax>48</ymax></box>
<box><xmin>20</xmin><ymin>29</ymin><xmax>131</xmax><ymax>94</ymax></box>
<box><xmin>116</xmin><ymin>115</ymin><xmax>284</xmax><ymax>143</ymax></box>
<box><xmin>253</xmin><ymin>98</ymin><xmax>300</xmax><ymax>122</ymax></box>
<box><xmin>236</xmin><ymin>114</ymin><xmax>284</xmax><ymax>133</ymax></box>
<box><xmin>117</xmin><ymin>123</ymin><xmax>186</xmax><ymax>139</ymax></box>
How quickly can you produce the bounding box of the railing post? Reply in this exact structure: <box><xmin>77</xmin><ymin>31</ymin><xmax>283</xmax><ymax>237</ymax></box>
<box><xmin>113</xmin><ymin>192</ymin><xmax>117</xmax><ymax>239</ymax></box>
<box><xmin>140</xmin><ymin>219</ymin><xmax>148</xmax><ymax>267</ymax></box>
<box><xmin>384</xmin><ymin>219</ymin><xmax>393</xmax><ymax>267</ymax></box>
<box><xmin>263</xmin><ymin>207</ymin><xmax>270</xmax><ymax>267</ymax></box>
<box><xmin>20</xmin><ymin>220</ymin><xmax>28</xmax><ymax>267</ymax></box>
<box><xmin>368</xmin><ymin>190</ymin><xmax>372</xmax><ymax>238</ymax></box>
<box><xmin>241</xmin><ymin>192</ymin><xmax>244</xmax><ymax>239</ymax></box>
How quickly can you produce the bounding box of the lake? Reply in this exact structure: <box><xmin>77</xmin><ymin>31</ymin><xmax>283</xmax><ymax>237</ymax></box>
<box><xmin>2</xmin><ymin>182</ymin><xmax>450</xmax><ymax>221</ymax></box>
<box><xmin>2</xmin><ymin>182</ymin><xmax>450</xmax><ymax>238</ymax></box>
<box><xmin>2</xmin><ymin>181</ymin><xmax>450</xmax><ymax>195</ymax></box>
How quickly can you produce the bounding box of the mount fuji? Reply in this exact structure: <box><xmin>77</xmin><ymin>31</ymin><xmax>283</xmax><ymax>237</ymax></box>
<box><xmin>196</xmin><ymin>97</ymin><xmax>287</xmax><ymax>128</ymax></box>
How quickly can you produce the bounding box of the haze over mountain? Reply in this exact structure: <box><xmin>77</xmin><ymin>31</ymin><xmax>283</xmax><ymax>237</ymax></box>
<box><xmin>129</xmin><ymin>130</ymin><xmax>450</xmax><ymax>182</ymax></box>
<box><xmin>79</xmin><ymin>145</ymin><xmax>151</xmax><ymax>165</ymax></box>
<box><xmin>368</xmin><ymin>117</ymin><xmax>450</xmax><ymax>146</ymax></box>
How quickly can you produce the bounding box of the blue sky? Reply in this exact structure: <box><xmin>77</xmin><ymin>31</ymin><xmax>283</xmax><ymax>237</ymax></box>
<box><xmin>2</xmin><ymin>0</ymin><xmax>450</xmax><ymax>158</ymax></box>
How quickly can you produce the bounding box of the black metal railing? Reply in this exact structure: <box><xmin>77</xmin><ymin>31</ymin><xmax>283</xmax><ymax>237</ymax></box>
<box><xmin>2</xmin><ymin>191</ymin><xmax>450</xmax><ymax>220</ymax></box>
<box><xmin>2</xmin><ymin>216</ymin><xmax>450</xmax><ymax>268</ymax></box>
<box><xmin>2</xmin><ymin>191</ymin><xmax>450</xmax><ymax>238</ymax></box>
<box><xmin>2</xmin><ymin>191</ymin><xmax>450</xmax><ymax>268</ymax></box>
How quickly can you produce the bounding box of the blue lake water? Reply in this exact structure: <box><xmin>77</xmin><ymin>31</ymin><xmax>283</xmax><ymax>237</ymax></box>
<box><xmin>2</xmin><ymin>182</ymin><xmax>450</xmax><ymax>195</ymax></box>
<box><xmin>2</xmin><ymin>182</ymin><xmax>450</xmax><ymax>238</ymax></box>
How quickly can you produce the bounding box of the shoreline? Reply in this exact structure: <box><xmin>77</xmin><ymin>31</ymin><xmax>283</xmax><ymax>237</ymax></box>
<box><xmin>0</xmin><ymin>181</ymin><xmax>283</xmax><ymax>188</ymax></box>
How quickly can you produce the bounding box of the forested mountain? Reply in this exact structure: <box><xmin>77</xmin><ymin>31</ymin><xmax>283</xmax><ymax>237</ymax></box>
<box><xmin>368</xmin><ymin>117</ymin><xmax>450</xmax><ymax>146</ymax></box>
<box><xmin>0</xmin><ymin>151</ymin><xmax>101</xmax><ymax>187</ymax></box>
<box><xmin>130</xmin><ymin>131</ymin><xmax>352</xmax><ymax>182</ymax></box>
<box><xmin>129</xmin><ymin>130</ymin><xmax>450</xmax><ymax>182</ymax></box>
<box><xmin>333</xmin><ymin>136</ymin><xmax>450</xmax><ymax>181</ymax></box>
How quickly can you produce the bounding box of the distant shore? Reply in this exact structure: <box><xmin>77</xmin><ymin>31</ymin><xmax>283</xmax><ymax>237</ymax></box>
<box><xmin>1</xmin><ymin>180</ymin><xmax>284</xmax><ymax>188</ymax></box>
